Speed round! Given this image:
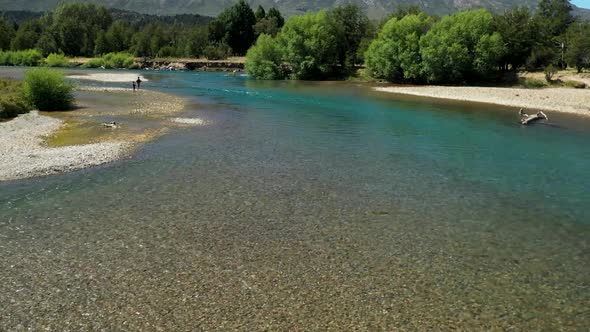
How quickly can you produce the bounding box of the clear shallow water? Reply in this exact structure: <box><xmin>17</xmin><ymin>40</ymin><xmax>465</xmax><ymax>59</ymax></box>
<box><xmin>1</xmin><ymin>69</ymin><xmax>589</xmax><ymax>330</ymax></box>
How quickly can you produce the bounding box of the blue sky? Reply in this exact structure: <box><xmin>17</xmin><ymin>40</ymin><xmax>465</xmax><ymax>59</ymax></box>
<box><xmin>572</xmin><ymin>0</ymin><xmax>590</xmax><ymax>9</ymax></box>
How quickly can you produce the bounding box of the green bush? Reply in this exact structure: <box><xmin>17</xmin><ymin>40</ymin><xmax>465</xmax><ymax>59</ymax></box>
<box><xmin>518</xmin><ymin>77</ymin><xmax>548</xmax><ymax>88</ymax></box>
<box><xmin>83</xmin><ymin>58</ymin><xmax>104</xmax><ymax>68</ymax></box>
<box><xmin>44</xmin><ymin>53</ymin><xmax>70</xmax><ymax>67</ymax></box>
<box><xmin>544</xmin><ymin>64</ymin><xmax>557</xmax><ymax>82</ymax></box>
<box><xmin>102</xmin><ymin>52</ymin><xmax>135</xmax><ymax>68</ymax></box>
<box><xmin>0</xmin><ymin>49</ymin><xmax>43</xmax><ymax>66</ymax></box>
<box><xmin>23</xmin><ymin>68</ymin><xmax>75</xmax><ymax>111</ymax></box>
<box><xmin>204</xmin><ymin>43</ymin><xmax>231</xmax><ymax>60</ymax></box>
<box><xmin>82</xmin><ymin>52</ymin><xmax>135</xmax><ymax>69</ymax></box>
<box><xmin>245</xmin><ymin>34</ymin><xmax>284</xmax><ymax>79</ymax></box>
<box><xmin>0</xmin><ymin>79</ymin><xmax>31</xmax><ymax>119</ymax></box>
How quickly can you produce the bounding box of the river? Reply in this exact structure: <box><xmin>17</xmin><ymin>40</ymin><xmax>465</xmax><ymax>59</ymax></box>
<box><xmin>1</xmin><ymin>69</ymin><xmax>589</xmax><ymax>330</ymax></box>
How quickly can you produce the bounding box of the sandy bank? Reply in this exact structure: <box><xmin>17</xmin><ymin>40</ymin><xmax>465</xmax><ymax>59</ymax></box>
<box><xmin>375</xmin><ymin>86</ymin><xmax>590</xmax><ymax>116</ymax></box>
<box><xmin>0</xmin><ymin>111</ymin><xmax>128</xmax><ymax>181</ymax></box>
<box><xmin>171</xmin><ymin>117</ymin><xmax>205</xmax><ymax>125</ymax></box>
<box><xmin>67</xmin><ymin>73</ymin><xmax>148</xmax><ymax>83</ymax></box>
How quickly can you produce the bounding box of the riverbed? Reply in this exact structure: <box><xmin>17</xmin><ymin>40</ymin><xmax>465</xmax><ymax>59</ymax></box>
<box><xmin>0</xmin><ymin>68</ymin><xmax>589</xmax><ymax>330</ymax></box>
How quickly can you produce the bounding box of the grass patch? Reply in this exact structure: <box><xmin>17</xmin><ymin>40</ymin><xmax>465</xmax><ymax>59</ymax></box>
<box><xmin>517</xmin><ymin>77</ymin><xmax>548</xmax><ymax>88</ymax></box>
<box><xmin>23</xmin><ymin>68</ymin><xmax>75</xmax><ymax>112</ymax></box>
<box><xmin>0</xmin><ymin>79</ymin><xmax>31</xmax><ymax>119</ymax></box>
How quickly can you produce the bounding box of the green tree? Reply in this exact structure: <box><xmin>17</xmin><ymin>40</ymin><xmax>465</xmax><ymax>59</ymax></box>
<box><xmin>419</xmin><ymin>9</ymin><xmax>505</xmax><ymax>83</ymax></box>
<box><xmin>246</xmin><ymin>34</ymin><xmax>284</xmax><ymax>79</ymax></box>
<box><xmin>255</xmin><ymin>5</ymin><xmax>266</xmax><ymax>21</ymax></box>
<box><xmin>328</xmin><ymin>5</ymin><xmax>371</xmax><ymax>68</ymax></box>
<box><xmin>106</xmin><ymin>21</ymin><xmax>132</xmax><ymax>53</ymax></box>
<box><xmin>53</xmin><ymin>3</ymin><xmax>113</xmax><ymax>56</ymax></box>
<box><xmin>186</xmin><ymin>26</ymin><xmax>209</xmax><ymax>57</ymax></box>
<box><xmin>218</xmin><ymin>0</ymin><xmax>256</xmax><ymax>55</ymax></box>
<box><xmin>365</xmin><ymin>13</ymin><xmax>433</xmax><ymax>82</ymax></box>
<box><xmin>94</xmin><ymin>31</ymin><xmax>110</xmax><ymax>56</ymax></box>
<box><xmin>0</xmin><ymin>17</ymin><xmax>15</xmax><ymax>51</ymax></box>
<box><xmin>494</xmin><ymin>7</ymin><xmax>536</xmax><ymax>70</ymax></box>
<box><xmin>382</xmin><ymin>5</ymin><xmax>423</xmax><ymax>26</ymax></box>
<box><xmin>278</xmin><ymin>11</ymin><xmax>339</xmax><ymax>79</ymax></box>
<box><xmin>267</xmin><ymin>8</ymin><xmax>285</xmax><ymax>28</ymax></box>
<box><xmin>254</xmin><ymin>16</ymin><xmax>282</xmax><ymax>37</ymax></box>
<box><xmin>11</xmin><ymin>20</ymin><xmax>42</xmax><ymax>51</ymax></box>
<box><xmin>565</xmin><ymin>22</ymin><xmax>590</xmax><ymax>72</ymax></box>
<box><xmin>537</xmin><ymin>0</ymin><xmax>573</xmax><ymax>37</ymax></box>
<box><xmin>36</xmin><ymin>32</ymin><xmax>59</xmax><ymax>56</ymax></box>
<box><xmin>207</xmin><ymin>19</ymin><xmax>226</xmax><ymax>43</ymax></box>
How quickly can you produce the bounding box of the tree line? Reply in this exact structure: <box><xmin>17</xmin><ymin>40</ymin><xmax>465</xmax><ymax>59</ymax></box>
<box><xmin>247</xmin><ymin>0</ymin><xmax>590</xmax><ymax>82</ymax></box>
<box><xmin>0</xmin><ymin>0</ymin><xmax>588</xmax><ymax>83</ymax></box>
<box><xmin>0</xmin><ymin>0</ymin><xmax>284</xmax><ymax>59</ymax></box>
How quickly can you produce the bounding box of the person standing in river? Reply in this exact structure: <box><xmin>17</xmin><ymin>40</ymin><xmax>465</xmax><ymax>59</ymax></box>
<box><xmin>136</xmin><ymin>77</ymin><xmax>142</xmax><ymax>90</ymax></box>
<box><xmin>132</xmin><ymin>81</ymin><xmax>136</xmax><ymax>92</ymax></box>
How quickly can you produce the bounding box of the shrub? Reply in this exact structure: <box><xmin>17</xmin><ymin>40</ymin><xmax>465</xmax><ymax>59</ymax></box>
<box><xmin>45</xmin><ymin>53</ymin><xmax>70</xmax><ymax>67</ymax></box>
<box><xmin>0</xmin><ymin>79</ymin><xmax>31</xmax><ymax>119</ymax></box>
<box><xmin>544</xmin><ymin>64</ymin><xmax>557</xmax><ymax>82</ymax></box>
<box><xmin>0</xmin><ymin>49</ymin><xmax>43</xmax><ymax>66</ymax></box>
<box><xmin>204</xmin><ymin>43</ymin><xmax>231</xmax><ymax>60</ymax></box>
<box><xmin>83</xmin><ymin>58</ymin><xmax>104</xmax><ymax>68</ymax></box>
<box><xmin>102</xmin><ymin>52</ymin><xmax>135</xmax><ymax>68</ymax></box>
<box><xmin>518</xmin><ymin>77</ymin><xmax>548</xmax><ymax>88</ymax></box>
<box><xmin>23</xmin><ymin>68</ymin><xmax>75</xmax><ymax>111</ymax></box>
<box><xmin>82</xmin><ymin>52</ymin><xmax>135</xmax><ymax>69</ymax></box>
<box><xmin>245</xmin><ymin>34</ymin><xmax>284</xmax><ymax>79</ymax></box>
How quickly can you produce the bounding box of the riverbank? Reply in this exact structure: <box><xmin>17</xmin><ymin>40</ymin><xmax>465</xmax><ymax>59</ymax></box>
<box><xmin>69</xmin><ymin>56</ymin><xmax>245</xmax><ymax>71</ymax></box>
<box><xmin>0</xmin><ymin>84</ymin><xmax>189</xmax><ymax>181</ymax></box>
<box><xmin>375</xmin><ymin>86</ymin><xmax>590</xmax><ymax>117</ymax></box>
<box><xmin>0</xmin><ymin>111</ymin><xmax>128</xmax><ymax>181</ymax></box>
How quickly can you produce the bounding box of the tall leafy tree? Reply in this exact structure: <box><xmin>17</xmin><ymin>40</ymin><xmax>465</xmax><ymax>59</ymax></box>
<box><xmin>277</xmin><ymin>11</ymin><xmax>339</xmax><ymax>79</ymax></box>
<box><xmin>419</xmin><ymin>9</ymin><xmax>505</xmax><ymax>83</ymax></box>
<box><xmin>255</xmin><ymin>5</ymin><xmax>266</xmax><ymax>21</ymax></box>
<box><xmin>0</xmin><ymin>17</ymin><xmax>15</xmax><ymax>51</ymax></box>
<box><xmin>11</xmin><ymin>20</ymin><xmax>42</xmax><ymax>50</ymax></box>
<box><xmin>185</xmin><ymin>26</ymin><xmax>209</xmax><ymax>57</ymax></box>
<box><xmin>328</xmin><ymin>4</ymin><xmax>371</xmax><ymax>68</ymax></box>
<box><xmin>494</xmin><ymin>7</ymin><xmax>537</xmax><ymax>70</ymax></box>
<box><xmin>106</xmin><ymin>21</ymin><xmax>132</xmax><ymax>52</ymax></box>
<box><xmin>565</xmin><ymin>22</ymin><xmax>590</xmax><ymax>72</ymax></box>
<box><xmin>218</xmin><ymin>0</ymin><xmax>256</xmax><ymax>55</ymax></box>
<box><xmin>537</xmin><ymin>0</ymin><xmax>574</xmax><ymax>36</ymax></box>
<box><xmin>365</xmin><ymin>13</ymin><xmax>433</xmax><ymax>82</ymax></box>
<box><xmin>254</xmin><ymin>7</ymin><xmax>284</xmax><ymax>37</ymax></box>
<box><xmin>267</xmin><ymin>8</ymin><xmax>285</xmax><ymax>29</ymax></box>
<box><xmin>52</xmin><ymin>3</ymin><xmax>113</xmax><ymax>56</ymax></box>
<box><xmin>245</xmin><ymin>34</ymin><xmax>283</xmax><ymax>79</ymax></box>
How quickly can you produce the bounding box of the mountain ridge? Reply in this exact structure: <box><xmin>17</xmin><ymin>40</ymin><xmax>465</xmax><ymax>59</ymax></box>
<box><xmin>0</xmin><ymin>0</ymin><xmax>589</xmax><ymax>19</ymax></box>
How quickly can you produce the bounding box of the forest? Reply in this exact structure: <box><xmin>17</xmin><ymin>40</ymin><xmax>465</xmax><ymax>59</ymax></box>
<box><xmin>0</xmin><ymin>0</ymin><xmax>588</xmax><ymax>83</ymax></box>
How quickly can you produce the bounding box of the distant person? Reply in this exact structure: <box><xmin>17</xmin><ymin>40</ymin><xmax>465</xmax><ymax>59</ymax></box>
<box><xmin>132</xmin><ymin>81</ymin><xmax>136</xmax><ymax>92</ymax></box>
<box><xmin>136</xmin><ymin>76</ymin><xmax>142</xmax><ymax>89</ymax></box>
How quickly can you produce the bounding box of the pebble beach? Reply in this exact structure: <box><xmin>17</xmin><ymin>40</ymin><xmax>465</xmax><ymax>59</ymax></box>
<box><xmin>375</xmin><ymin>86</ymin><xmax>590</xmax><ymax>116</ymax></box>
<box><xmin>0</xmin><ymin>111</ymin><xmax>128</xmax><ymax>181</ymax></box>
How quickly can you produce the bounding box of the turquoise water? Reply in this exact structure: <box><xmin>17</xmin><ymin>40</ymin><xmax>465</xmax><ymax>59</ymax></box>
<box><xmin>1</xmin><ymin>70</ymin><xmax>589</xmax><ymax>329</ymax></box>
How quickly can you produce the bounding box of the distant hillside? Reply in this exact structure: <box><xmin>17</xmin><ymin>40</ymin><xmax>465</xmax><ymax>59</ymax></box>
<box><xmin>0</xmin><ymin>8</ymin><xmax>213</xmax><ymax>26</ymax></box>
<box><xmin>0</xmin><ymin>0</ymin><xmax>589</xmax><ymax>19</ymax></box>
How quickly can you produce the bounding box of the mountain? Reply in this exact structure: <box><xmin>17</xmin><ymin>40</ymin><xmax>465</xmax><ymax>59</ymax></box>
<box><xmin>0</xmin><ymin>0</ymin><xmax>589</xmax><ymax>19</ymax></box>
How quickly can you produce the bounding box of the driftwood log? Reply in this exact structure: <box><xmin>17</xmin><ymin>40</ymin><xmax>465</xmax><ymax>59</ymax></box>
<box><xmin>519</xmin><ymin>109</ymin><xmax>548</xmax><ymax>125</ymax></box>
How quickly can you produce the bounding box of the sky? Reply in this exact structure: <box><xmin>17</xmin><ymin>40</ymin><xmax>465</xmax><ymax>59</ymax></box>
<box><xmin>571</xmin><ymin>0</ymin><xmax>590</xmax><ymax>9</ymax></box>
